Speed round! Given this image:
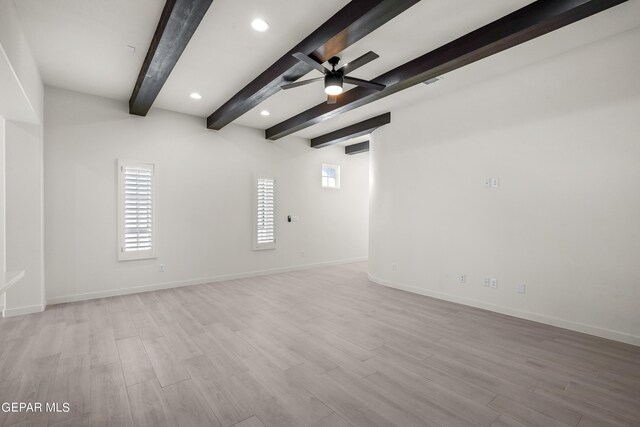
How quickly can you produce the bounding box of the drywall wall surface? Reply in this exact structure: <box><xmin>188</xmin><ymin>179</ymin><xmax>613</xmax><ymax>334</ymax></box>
<box><xmin>0</xmin><ymin>0</ymin><xmax>43</xmax><ymax>123</ymax></box>
<box><xmin>368</xmin><ymin>27</ymin><xmax>640</xmax><ymax>344</ymax></box>
<box><xmin>4</xmin><ymin>120</ymin><xmax>44</xmax><ymax>314</ymax></box>
<box><xmin>0</xmin><ymin>115</ymin><xmax>5</xmax><ymax>312</ymax></box>
<box><xmin>44</xmin><ymin>87</ymin><xmax>369</xmax><ymax>303</ymax></box>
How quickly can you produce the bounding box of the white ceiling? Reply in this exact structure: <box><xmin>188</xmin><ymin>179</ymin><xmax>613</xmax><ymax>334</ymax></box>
<box><xmin>14</xmin><ymin>0</ymin><xmax>640</xmax><ymax>141</ymax></box>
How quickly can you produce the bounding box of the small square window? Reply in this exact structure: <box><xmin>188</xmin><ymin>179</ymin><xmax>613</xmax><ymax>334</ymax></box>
<box><xmin>322</xmin><ymin>164</ymin><xmax>340</xmax><ymax>189</ymax></box>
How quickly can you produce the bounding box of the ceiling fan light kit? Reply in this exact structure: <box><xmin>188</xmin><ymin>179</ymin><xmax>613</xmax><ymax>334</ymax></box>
<box><xmin>324</xmin><ymin>73</ymin><xmax>343</xmax><ymax>95</ymax></box>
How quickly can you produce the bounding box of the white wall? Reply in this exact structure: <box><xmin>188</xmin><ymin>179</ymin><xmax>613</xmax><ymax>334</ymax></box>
<box><xmin>0</xmin><ymin>115</ymin><xmax>5</xmax><ymax>312</ymax></box>
<box><xmin>44</xmin><ymin>87</ymin><xmax>369</xmax><ymax>303</ymax></box>
<box><xmin>0</xmin><ymin>0</ymin><xmax>43</xmax><ymax>123</ymax></box>
<box><xmin>5</xmin><ymin>121</ymin><xmax>44</xmax><ymax>314</ymax></box>
<box><xmin>0</xmin><ymin>0</ymin><xmax>45</xmax><ymax>316</ymax></box>
<box><xmin>369</xmin><ymin>27</ymin><xmax>640</xmax><ymax>345</ymax></box>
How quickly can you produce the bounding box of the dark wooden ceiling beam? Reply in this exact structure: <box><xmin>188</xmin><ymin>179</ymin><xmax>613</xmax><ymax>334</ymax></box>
<box><xmin>206</xmin><ymin>0</ymin><xmax>420</xmax><ymax>130</ymax></box>
<box><xmin>311</xmin><ymin>113</ymin><xmax>390</xmax><ymax>148</ymax></box>
<box><xmin>266</xmin><ymin>0</ymin><xmax>627</xmax><ymax>140</ymax></box>
<box><xmin>129</xmin><ymin>0</ymin><xmax>214</xmax><ymax>116</ymax></box>
<box><xmin>345</xmin><ymin>141</ymin><xmax>370</xmax><ymax>155</ymax></box>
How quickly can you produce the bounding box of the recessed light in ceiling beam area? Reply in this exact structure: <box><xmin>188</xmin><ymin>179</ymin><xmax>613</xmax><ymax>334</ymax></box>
<box><xmin>128</xmin><ymin>0</ymin><xmax>214</xmax><ymax>116</ymax></box>
<box><xmin>251</xmin><ymin>18</ymin><xmax>269</xmax><ymax>32</ymax></box>
<box><xmin>207</xmin><ymin>0</ymin><xmax>420</xmax><ymax>130</ymax></box>
<box><xmin>260</xmin><ymin>110</ymin><xmax>271</xmax><ymax>116</ymax></box>
<box><xmin>190</xmin><ymin>93</ymin><xmax>202</xmax><ymax>100</ymax></box>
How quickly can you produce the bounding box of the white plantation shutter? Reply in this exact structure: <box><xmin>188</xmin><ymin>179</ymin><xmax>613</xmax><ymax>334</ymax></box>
<box><xmin>255</xmin><ymin>178</ymin><xmax>276</xmax><ymax>249</ymax></box>
<box><xmin>118</xmin><ymin>160</ymin><xmax>156</xmax><ymax>260</ymax></box>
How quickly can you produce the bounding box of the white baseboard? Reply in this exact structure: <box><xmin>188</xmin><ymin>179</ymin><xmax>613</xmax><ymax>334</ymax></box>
<box><xmin>47</xmin><ymin>257</ymin><xmax>368</xmax><ymax>306</ymax></box>
<box><xmin>3</xmin><ymin>303</ymin><xmax>46</xmax><ymax>317</ymax></box>
<box><xmin>368</xmin><ymin>273</ymin><xmax>640</xmax><ymax>347</ymax></box>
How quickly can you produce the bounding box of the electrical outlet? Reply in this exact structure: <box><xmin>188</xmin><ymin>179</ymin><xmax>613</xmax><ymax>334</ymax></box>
<box><xmin>517</xmin><ymin>283</ymin><xmax>526</xmax><ymax>294</ymax></box>
<box><xmin>159</xmin><ymin>264</ymin><xmax>165</xmax><ymax>273</ymax></box>
<box><xmin>485</xmin><ymin>177</ymin><xmax>500</xmax><ymax>188</ymax></box>
<box><xmin>483</xmin><ymin>278</ymin><xmax>490</xmax><ymax>287</ymax></box>
<box><xmin>392</xmin><ymin>263</ymin><xmax>397</xmax><ymax>272</ymax></box>
<box><xmin>459</xmin><ymin>274</ymin><xmax>466</xmax><ymax>284</ymax></box>
<box><xmin>490</xmin><ymin>278</ymin><xmax>497</xmax><ymax>288</ymax></box>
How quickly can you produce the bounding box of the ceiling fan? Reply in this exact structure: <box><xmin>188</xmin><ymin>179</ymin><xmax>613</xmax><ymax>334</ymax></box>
<box><xmin>282</xmin><ymin>51</ymin><xmax>386</xmax><ymax>104</ymax></box>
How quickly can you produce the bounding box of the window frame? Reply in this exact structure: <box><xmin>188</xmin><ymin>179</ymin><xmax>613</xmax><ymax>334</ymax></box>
<box><xmin>117</xmin><ymin>159</ymin><xmax>157</xmax><ymax>261</ymax></box>
<box><xmin>254</xmin><ymin>177</ymin><xmax>276</xmax><ymax>251</ymax></box>
<box><xmin>321</xmin><ymin>164</ymin><xmax>341</xmax><ymax>189</ymax></box>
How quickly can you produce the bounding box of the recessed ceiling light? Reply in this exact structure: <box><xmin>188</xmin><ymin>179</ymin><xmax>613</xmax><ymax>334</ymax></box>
<box><xmin>251</xmin><ymin>18</ymin><xmax>269</xmax><ymax>32</ymax></box>
<box><xmin>190</xmin><ymin>92</ymin><xmax>202</xmax><ymax>100</ymax></box>
<box><xmin>260</xmin><ymin>110</ymin><xmax>270</xmax><ymax>116</ymax></box>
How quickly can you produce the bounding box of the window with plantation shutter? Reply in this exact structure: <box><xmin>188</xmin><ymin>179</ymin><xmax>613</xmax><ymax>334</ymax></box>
<box><xmin>118</xmin><ymin>160</ymin><xmax>156</xmax><ymax>261</ymax></box>
<box><xmin>255</xmin><ymin>178</ymin><xmax>275</xmax><ymax>250</ymax></box>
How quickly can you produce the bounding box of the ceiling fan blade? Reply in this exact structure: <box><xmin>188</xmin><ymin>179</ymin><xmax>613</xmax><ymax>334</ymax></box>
<box><xmin>338</xmin><ymin>51</ymin><xmax>379</xmax><ymax>75</ymax></box>
<box><xmin>293</xmin><ymin>53</ymin><xmax>329</xmax><ymax>75</ymax></box>
<box><xmin>343</xmin><ymin>76</ymin><xmax>385</xmax><ymax>91</ymax></box>
<box><xmin>327</xmin><ymin>95</ymin><xmax>338</xmax><ymax>104</ymax></box>
<box><xmin>281</xmin><ymin>77</ymin><xmax>323</xmax><ymax>90</ymax></box>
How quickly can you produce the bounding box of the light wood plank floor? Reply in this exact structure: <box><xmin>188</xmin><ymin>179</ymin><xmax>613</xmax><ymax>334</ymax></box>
<box><xmin>1</xmin><ymin>262</ymin><xmax>639</xmax><ymax>427</ymax></box>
